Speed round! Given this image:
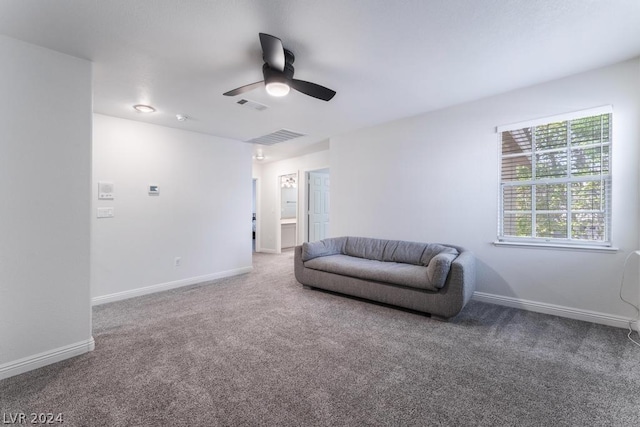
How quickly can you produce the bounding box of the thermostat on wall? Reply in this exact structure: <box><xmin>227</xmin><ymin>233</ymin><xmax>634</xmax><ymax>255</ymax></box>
<box><xmin>98</xmin><ymin>181</ymin><xmax>114</xmax><ymax>199</ymax></box>
<box><xmin>149</xmin><ymin>184</ymin><xmax>159</xmax><ymax>195</ymax></box>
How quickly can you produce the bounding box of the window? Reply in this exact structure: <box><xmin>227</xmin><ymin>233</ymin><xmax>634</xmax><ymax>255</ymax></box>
<box><xmin>498</xmin><ymin>107</ymin><xmax>612</xmax><ymax>248</ymax></box>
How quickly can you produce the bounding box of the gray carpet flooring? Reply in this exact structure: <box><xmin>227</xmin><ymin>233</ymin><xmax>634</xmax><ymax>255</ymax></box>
<box><xmin>2</xmin><ymin>250</ymin><xmax>640</xmax><ymax>426</ymax></box>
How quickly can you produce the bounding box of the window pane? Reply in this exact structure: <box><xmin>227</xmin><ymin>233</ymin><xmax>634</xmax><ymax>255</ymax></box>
<box><xmin>571</xmin><ymin>213</ymin><xmax>605</xmax><ymax>240</ymax></box>
<box><xmin>535</xmin><ymin>122</ymin><xmax>567</xmax><ymax>150</ymax></box>
<box><xmin>535</xmin><ymin>183</ymin><xmax>567</xmax><ymax>210</ymax></box>
<box><xmin>502</xmin><ymin>155</ymin><xmax>532</xmax><ymax>181</ymax></box>
<box><xmin>571</xmin><ymin>181</ymin><xmax>603</xmax><ymax>211</ymax></box>
<box><xmin>571</xmin><ymin>146</ymin><xmax>609</xmax><ymax>176</ymax></box>
<box><xmin>502</xmin><ymin>128</ymin><xmax>532</xmax><ymax>154</ymax></box>
<box><xmin>535</xmin><ymin>151</ymin><xmax>567</xmax><ymax>179</ymax></box>
<box><xmin>536</xmin><ymin>213</ymin><xmax>567</xmax><ymax>239</ymax></box>
<box><xmin>503</xmin><ymin>213</ymin><xmax>532</xmax><ymax>237</ymax></box>
<box><xmin>503</xmin><ymin>185</ymin><xmax>532</xmax><ymax>210</ymax></box>
<box><xmin>571</xmin><ymin>115</ymin><xmax>610</xmax><ymax>146</ymax></box>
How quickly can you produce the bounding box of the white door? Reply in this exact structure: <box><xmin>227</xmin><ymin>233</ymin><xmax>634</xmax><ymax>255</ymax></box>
<box><xmin>308</xmin><ymin>171</ymin><xmax>330</xmax><ymax>242</ymax></box>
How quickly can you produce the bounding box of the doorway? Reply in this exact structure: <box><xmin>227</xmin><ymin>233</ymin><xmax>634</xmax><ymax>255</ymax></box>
<box><xmin>252</xmin><ymin>178</ymin><xmax>260</xmax><ymax>252</ymax></box>
<box><xmin>306</xmin><ymin>168</ymin><xmax>330</xmax><ymax>242</ymax></box>
<box><xmin>278</xmin><ymin>172</ymin><xmax>298</xmax><ymax>251</ymax></box>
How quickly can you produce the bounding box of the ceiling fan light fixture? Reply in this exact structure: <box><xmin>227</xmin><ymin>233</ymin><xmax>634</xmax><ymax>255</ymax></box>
<box><xmin>265</xmin><ymin>81</ymin><xmax>290</xmax><ymax>97</ymax></box>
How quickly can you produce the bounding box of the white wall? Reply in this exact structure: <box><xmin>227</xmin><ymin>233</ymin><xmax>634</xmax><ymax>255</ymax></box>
<box><xmin>253</xmin><ymin>148</ymin><xmax>330</xmax><ymax>252</ymax></box>
<box><xmin>92</xmin><ymin>115</ymin><xmax>253</xmax><ymax>303</ymax></box>
<box><xmin>331</xmin><ymin>58</ymin><xmax>640</xmax><ymax>326</ymax></box>
<box><xmin>0</xmin><ymin>36</ymin><xmax>93</xmax><ymax>378</ymax></box>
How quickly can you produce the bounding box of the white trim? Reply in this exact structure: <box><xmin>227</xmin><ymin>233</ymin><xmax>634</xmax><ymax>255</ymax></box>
<box><xmin>257</xmin><ymin>248</ymin><xmax>278</xmax><ymax>254</ymax></box>
<box><xmin>0</xmin><ymin>337</ymin><xmax>95</xmax><ymax>380</ymax></box>
<box><xmin>497</xmin><ymin>105</ymin><xmax>613</xmax><ymax>132</ymax></box>
<box><xmin>492</xmin><ymin>240</ymin><xmax>618</xmax><ymax>252</ymax></box>
<box><xmin>91</xmin><ymin>266</ymin><xmax>253</xmax><ymax>306</ymax></box>
<box><xmin>472</xmin><ymin>291</ymin><xmax>636</xmax><ymax>330</ymax></box>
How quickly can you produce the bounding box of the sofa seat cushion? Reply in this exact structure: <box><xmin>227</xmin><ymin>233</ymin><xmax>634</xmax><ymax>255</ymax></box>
<box><xmin>303</xmin><ymin>254</ymin><xmax>444</xmax><ymax>292</ymax></box>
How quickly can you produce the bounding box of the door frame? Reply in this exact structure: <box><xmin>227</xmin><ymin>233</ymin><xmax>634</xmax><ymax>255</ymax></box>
<box><xmin>252</xmin><ymin>177</ymin><xmax>261</xmax><ymax>252</ymax></box>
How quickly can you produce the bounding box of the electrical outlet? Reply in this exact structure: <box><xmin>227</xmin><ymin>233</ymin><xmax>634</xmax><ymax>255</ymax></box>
<box><xmin>174</xmin><ymin>257</ymin><xmax>181</xmax><ymax>267</ymax></box>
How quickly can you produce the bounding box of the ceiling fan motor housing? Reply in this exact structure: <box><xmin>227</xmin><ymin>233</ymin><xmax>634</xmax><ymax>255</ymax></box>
<box><xmin>262</xmin><ymin>49</ymin><xmax>295</xmax><ymax>85</ymax></box>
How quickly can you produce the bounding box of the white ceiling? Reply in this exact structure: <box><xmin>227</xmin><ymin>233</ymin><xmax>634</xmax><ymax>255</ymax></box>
<box><xmin>1</xmin><ymin>0</ymin><xmax>639</xmax><ymax>163</ymax></box>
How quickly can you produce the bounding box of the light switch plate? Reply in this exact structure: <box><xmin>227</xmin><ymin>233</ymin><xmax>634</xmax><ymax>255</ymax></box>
<box><xmin>97</xmin><ymin>207</ymin><xmax>114</xmax><ymax>218</ymax></box>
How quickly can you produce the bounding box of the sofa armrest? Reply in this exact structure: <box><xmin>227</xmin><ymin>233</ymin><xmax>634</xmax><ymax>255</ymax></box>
<box><xmin>449</xmin><ymin>250</ymin><xmax>476</xmax><ymax>306</ymax></box>
<box><xmin>294</xmin><ymin>245</ymin><xmax>305</xmax><ymax>283</ymax></box>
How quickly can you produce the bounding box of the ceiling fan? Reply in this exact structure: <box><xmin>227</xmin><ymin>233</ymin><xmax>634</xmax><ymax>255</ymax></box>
<box><xmin>223</xmin><ymin>33</ymin><xmax>336</xmax><ymax>102</ymax></box>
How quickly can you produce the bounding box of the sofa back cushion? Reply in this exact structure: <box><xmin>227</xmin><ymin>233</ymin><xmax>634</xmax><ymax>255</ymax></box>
<box><xmin>303</xmin><ymin>236</ymin><xmax>458</xmax><ymax>273</ymax></box>
<box><xmin>381</xmin><ymin>240</ymin><xmax>426</xmax><ymax>265</ymax></box>
<box><xmin>344</xmin><ymin>236</ymin><xmax>388</xmax><ymax>261</ymax></box>
<box><xmin>343</xmin><ymin>237</ymin><xmax>458</xmax><ymax>266</ymax></box>
<box><xmin>301</xmin><ymin>237</ymin><xmax>347</xmax><ymax>261</ymax></box>
<box><xmin>383</xmin><ymin>241</ymin><xmax>458</xmax><ymax>266</ymax></box>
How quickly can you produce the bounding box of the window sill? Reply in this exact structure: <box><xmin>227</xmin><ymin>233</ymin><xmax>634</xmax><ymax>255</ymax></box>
<box><xmin>493</xmin><ymin>241</ymin><xmax>619</xmax><ymax>253</ymax></box>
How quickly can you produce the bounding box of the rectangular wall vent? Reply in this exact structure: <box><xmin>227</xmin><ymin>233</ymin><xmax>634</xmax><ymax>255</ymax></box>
<box><xmin>237</xmin><ymin>99</ymin><xmax>268</xmax><ymax>111</ymax></box>
<box><xmin>246</xmin><ymin>129</ymin><xmax>306</xmax><ymax>145</ymax></box>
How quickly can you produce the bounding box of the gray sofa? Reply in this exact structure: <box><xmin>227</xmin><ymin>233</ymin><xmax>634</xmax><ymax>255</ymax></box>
<box><xmin>294</xmin><ymin>236</ymin><xmax>475</xmax><ymax>319</ymax></box>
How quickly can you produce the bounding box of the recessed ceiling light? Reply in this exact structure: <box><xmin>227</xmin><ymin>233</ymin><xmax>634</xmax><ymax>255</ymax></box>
<box><xmin>133</xmin><ymin>104</ymin><xmax>155</xmax><ymax>113</ymax></box>
<box><xmin>176</xmin><ymin>114</ymin><xmax>187</xmax><ymax>122</ymax></box>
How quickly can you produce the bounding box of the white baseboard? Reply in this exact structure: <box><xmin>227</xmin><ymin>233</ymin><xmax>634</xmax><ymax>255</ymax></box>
<box><xmin>473</xmin><ymin>291</ymin><xmax>637</xmax><ymax>330</ymax></box>
<box><xmin>91</xmin><ymin>266</ymin><xmax>253</xmax><ymax>306</ymax></box>
<box><xmin>256</xmin><ymin>248</ymin><xmax>278</xmax><ymax>254</ymax></box>
<box><xmin>0</xmin><ymin>337</ymin><xmax>95</xmax><ymax>381</ymax></box>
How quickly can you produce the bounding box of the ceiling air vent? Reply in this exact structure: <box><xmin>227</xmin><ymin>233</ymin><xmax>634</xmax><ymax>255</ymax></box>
<box><xmin>237</xmin><ymin>99</ymin><xmax>268</xmax><ymax>111</ymax></box>
<box><xmin>246</xmin><ymin>129</ymin><xmax>306</xmax><ymax>146</ymax></box>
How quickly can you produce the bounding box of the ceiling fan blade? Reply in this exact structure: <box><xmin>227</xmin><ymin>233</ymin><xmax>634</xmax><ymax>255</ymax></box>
<box><xmin>223</xmin><ymin>81</ymin><xmax>264</xmax><ymax>96</ymax></box>
<box><xmin>290</xmin><ymin>79</ymin><xmax>336</xmax><ymax>101</ymax></box>
<box><xmin>259</xmin><ymin>33</ymin><xmax>285</xmax><ymax>71</ymax></box>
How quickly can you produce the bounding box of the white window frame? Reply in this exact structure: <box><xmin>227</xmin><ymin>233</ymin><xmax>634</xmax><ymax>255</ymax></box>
<box><xmin>495</xmin><ymin>106</ymin><xmax>615</xmax><ymax>251</ymax></box>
